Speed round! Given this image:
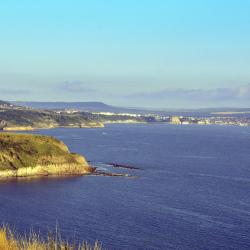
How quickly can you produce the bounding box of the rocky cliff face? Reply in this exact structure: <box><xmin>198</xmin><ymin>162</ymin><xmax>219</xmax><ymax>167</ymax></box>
<box><xmin>0</xmin><ymin>133</ymin><xmax>93</xmax><ymax>178</ymax></box>
<box><xmin>0</xmin><ymin>109</ymin><xmax>105</xmax><ymax>130</ymax></box>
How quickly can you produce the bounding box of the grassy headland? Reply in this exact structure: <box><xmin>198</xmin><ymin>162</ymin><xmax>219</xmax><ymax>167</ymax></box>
<box><xmin>0</xmin><ymin>133</ymin><xmax>93</xmax><ymax>178</ymax></box>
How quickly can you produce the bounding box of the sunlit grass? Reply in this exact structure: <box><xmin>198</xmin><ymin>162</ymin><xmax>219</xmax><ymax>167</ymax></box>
<box><xmin>0</xmin><ymin>226</ymin><xmax>101</xmax><ymax>250</ymax></box>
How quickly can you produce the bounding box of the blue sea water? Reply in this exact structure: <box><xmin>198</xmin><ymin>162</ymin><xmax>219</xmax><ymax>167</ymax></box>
<box><xmin>0</xmin><ymin>124</ymin><xmax>250</xmax><ymax>249</ymax></box>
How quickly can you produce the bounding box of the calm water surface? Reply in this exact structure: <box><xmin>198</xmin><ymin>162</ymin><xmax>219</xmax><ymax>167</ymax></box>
<box><xmin>0</xmin><ymin>124</ymin><xmax>250</xmax><ymax>250</ymax></box>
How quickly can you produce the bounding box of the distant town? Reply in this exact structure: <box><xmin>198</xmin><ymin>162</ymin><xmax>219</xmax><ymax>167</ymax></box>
<box><xmin>168</xmin><ymin>115</ymin><xmax>250</xmax><ymax>126</ymax></box>
<box><xmin>88</xmin><ymin>111</ymin><xmax>250</xmax><ymax>126</ymax></box>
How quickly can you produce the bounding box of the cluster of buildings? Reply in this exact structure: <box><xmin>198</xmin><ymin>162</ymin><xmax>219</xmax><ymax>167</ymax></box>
<box><xmin>91</xmin><ymin>112</ymin><xmax>142</xmax><ymax>117</ymax></box>
<box><xmin>170</xmin><ymin>116</ymin><xmax>210</xmax><ymax>125</ymax></box>
<box><xmin>0</xmin><ymin>103</ymin><xmax>13</xmax><ymax>109</ymax></box>
<box><xmin>169</xmin><ymin>116</ymin><xmax>250</xmax><ymax>126</ymax></box>
<box><xmin>55</xmin><ymin>109</ymin><xmax>79</xmax><ymax>114</ymax></box>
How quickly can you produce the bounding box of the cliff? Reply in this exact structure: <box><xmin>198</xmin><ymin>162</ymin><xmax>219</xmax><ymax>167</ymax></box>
<box><xmin>0</xmin><ymin>109</ymin><xmax>104</xmax><ymax>129</ymax></box>
<box><xmin>0</xmin><ymin>133</ymin><xmax>93</xmax><ymax>178</ymax></box>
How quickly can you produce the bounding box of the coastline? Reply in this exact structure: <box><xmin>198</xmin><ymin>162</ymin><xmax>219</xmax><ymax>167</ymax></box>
<box><xmin>2</xmin><ymin>123</ymin><xmax>105</xmax><ymax>131</ymax></box>
<box><xmin>0</xmin><ymin>163</ymin><xmax>93</xmax><ymax>179</ymax></box>
<box><xmin>2</xmin><ymin>120</ymin><xmax>249</xmax><ymax>132</ymax></box>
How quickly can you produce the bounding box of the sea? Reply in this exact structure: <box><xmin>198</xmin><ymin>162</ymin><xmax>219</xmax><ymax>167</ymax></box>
<box><xmin>0</xmin><ymin>123</ymin><xmax>250</xmax><ymax>250</ymax></box>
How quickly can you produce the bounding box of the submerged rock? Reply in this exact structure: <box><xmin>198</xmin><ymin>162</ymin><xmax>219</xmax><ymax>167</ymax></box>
<box><xmin>106</xmin><ymin>162</ymin><xmax>141</xmax><ymax>170</ymax></box>
<box><xmin>0</xmin><ymin>133</ymin><xmax>93</xmax><ymax>178</ymax></box>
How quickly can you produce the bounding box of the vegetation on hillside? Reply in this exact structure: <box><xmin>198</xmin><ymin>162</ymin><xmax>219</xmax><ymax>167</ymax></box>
<box><xmin>0</xmin><ymin>133</ymin><xmax>89</xmax><ymax>172</ymax></box>
<box><xmin>0</xmin><ymin>109</ymin><xmax>102</xmax><ymax>128</ymax></box>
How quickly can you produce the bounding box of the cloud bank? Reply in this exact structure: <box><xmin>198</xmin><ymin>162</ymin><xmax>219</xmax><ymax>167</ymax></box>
<box><xmin>0</xmin><ymin>75</ymin><xmax>249</xmax><ymax>108</ymax></box>
<box><xmin>127</xmin><ymin>84</ymin><xmax>250</xmax><ymax>101</ymax></box>
<box><xmin>59</xmin><ymin>81</ymin><xmax>98</xmax><ymax>93</ymax></box>
<box><xmin>0</xmin><ymin>89</ymin><xmax>31</xmax><ymax>95</ymax></box>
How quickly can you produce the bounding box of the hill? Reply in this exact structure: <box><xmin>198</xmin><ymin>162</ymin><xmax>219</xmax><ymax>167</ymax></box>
<box><xmin>0</xmin><ymin>133</ymin><xmax>93</xmax><ymax>178</ymax></box>
<box><xmin>12</xmin><ymin>101</ymin><xmax>111</xmax><ymax>111</ymax></box>
<box><xmin>0</xmin><ymin>109</ymin><xmax>104</xmax><ymax>130</ymax></box>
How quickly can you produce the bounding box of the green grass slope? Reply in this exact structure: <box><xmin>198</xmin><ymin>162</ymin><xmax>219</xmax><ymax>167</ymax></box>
<box><xmin>0</xmin><ymin>133</ymin><xmax>91</xmax><ymax>176</ymax></box>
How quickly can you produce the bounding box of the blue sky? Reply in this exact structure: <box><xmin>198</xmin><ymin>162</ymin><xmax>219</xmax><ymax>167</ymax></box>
<box><xmin>0</xmin><ymin>0</ymin><xmax>250</xmax><ymax>108</ymax></box>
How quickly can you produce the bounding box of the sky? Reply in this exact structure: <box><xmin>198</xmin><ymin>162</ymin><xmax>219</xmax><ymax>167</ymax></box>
<box><xmin>0</xmin><ymin>0</ymin><xmax>250</xmax><ymax>108</ymax></box>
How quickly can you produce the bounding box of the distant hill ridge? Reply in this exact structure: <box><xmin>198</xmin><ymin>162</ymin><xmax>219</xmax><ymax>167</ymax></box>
<box><xmin>11</xmin><ymin>101</ymin><xmax>153</xmax><ymax>114</ymax></box>
<box><xmin>0</xmin><ymin>100</ymin><xmax>9</xmax><ymax>105</ymax></box>
<box><xmin>12</xmin><ymin>101</ymin><xmax>111</xmax><ymax>111</ymax></box>
<box><xmin>6</xmin><ymin>100</ymin><xmax>250</xmax><ymax>117</ymax></box>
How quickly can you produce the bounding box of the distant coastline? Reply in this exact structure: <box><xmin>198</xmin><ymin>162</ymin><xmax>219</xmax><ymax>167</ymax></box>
<box><xmin>0</xmin><ymin>100</ymin><xmax>249</xmax><ymax>131</ymax></box>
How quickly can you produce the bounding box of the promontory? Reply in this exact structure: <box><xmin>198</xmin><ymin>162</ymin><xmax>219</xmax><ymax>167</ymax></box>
<box><xmin>0</xmin><ymin>133</ymin><xmax>93</xmax><ymax>178</ymax></box>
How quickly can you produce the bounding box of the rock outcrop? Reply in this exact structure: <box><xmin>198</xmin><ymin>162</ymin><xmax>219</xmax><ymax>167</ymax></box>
<box><xmin>0</xmin><ymin>120</ymin><xmax>7</xmax><ymax>130</ymax></box>
<box><xmin>0</xmin><ymin>133</ymin><xmax>93</xmax><ymax>178</ymax></box>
